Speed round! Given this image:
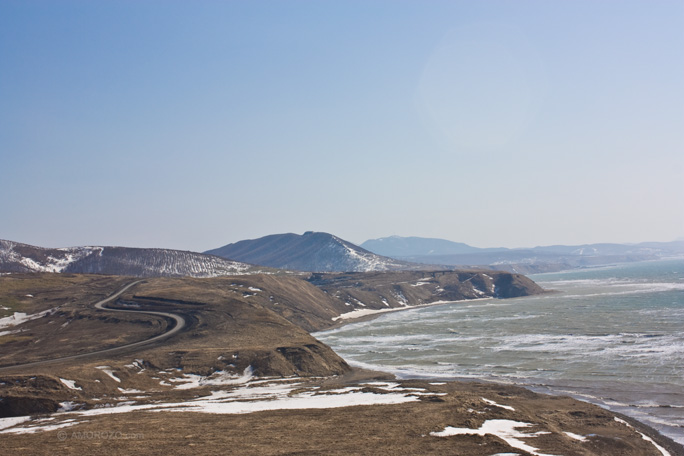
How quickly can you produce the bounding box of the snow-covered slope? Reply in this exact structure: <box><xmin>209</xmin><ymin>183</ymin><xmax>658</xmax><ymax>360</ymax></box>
<box><xmin>0</xmin><ymin>240</ymin><xmax>258</xmax><ymax>278</ymax></box>
<box><xmin>206</xmin><ymin>232</ymin><xmax>433</xmax><ymax>273</ymax></box>
<box><xmin>0</xmin><ymin>240</ymin><xmax>97</xmax><ymax>273</ymax></box>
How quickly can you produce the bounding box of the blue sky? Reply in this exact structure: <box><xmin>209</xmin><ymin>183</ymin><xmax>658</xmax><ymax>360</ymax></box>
<box><xmin>1</xmin><ymin>0</ymin><xmax>682</xmax><ymax>251</ymax></box>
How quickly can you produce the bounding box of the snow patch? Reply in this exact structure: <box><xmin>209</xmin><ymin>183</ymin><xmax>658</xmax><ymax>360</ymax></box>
<box><xmin>430</xmin><ymin>420</ymin><xmax>554</xmax><ymax>456</ymax></box>
<box><xmin>564</xmin><ymin>431</ymin><xmax>587</xmax><ymax>441</ymax></box>
<box><xmin>614</xmin><ymin>417</ymin><xmax>671</xmax><ymax>456</ymax></box>
<box><xmin>0</xmin><ymin>419</ymin><xmax>79</xmax><ymax>435</ymax></box>
<box><xmin>118</xmin><ymin>388</ymin><xmax>143</xmax><ymax>394</ymax></box>
<box><xmin>58</xmin><ymin>402</ymin><xmax>78</xmax><ymax>412</ymax></box>
<box><xmin>95</xmin><ymin>366</ymin><xmax>121</xmax><ymax>383</ymax></box>
<box><xmin>332</xmin><ymin>308</ymin><xmax>398</xmax><ymax>321</ymax></box>
<box><xmin>0</xmin><ymin>417</ymin><xmax>31</xmax><ymax>431</ymax></box>
<box><xmin>0</xmin><ymin>308</ymin><xmax>56</xmax><ymax>330</ymax></box>
<box><xmin>59</xmin><ymin>378</ymin><xmax>82</xmax><ymax>391</ymax></box>
<box><xmin>482</xmin><ymin>397</ymin><xmax>516</xmax><ymax>411</ymax></box>
<box><xmin>170</xmin><ymin>366</ymin><xmax>253</xmax><ymax>390</ymax></box>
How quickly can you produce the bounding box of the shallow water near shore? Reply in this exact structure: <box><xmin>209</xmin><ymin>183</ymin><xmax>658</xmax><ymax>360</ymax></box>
<box><xmin>315</xmin><ymin>259</ymin><xmax>684</xmax><ymax>445</ymax></box>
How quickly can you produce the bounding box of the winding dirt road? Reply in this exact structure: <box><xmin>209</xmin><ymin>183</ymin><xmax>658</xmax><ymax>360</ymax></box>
<box><xmin>0</xmin><ymin>280</ymin><xmax>185</xmax><ymax>372</ymax></box>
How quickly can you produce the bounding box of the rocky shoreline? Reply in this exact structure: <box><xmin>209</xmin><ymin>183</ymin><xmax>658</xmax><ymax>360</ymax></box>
<box><xmin>0</xmin><ymin>272</ymin><xmax>681</xmax><ymax>455</ymax></box>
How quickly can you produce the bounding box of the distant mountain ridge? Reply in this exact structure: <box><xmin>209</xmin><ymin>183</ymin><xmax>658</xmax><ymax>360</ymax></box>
<box><xmin>361</xmin><ymin>236</ymin><xmax>684</xmax><ymax>273</ymax></box>
<box><xmin>361</xmin><ymin>236</ymin><xmax>507</xmax><ymax>257</ymax></box>
<box><xmin>0</xmin><ymin>240</ymin><xmax>259</xmax><ymax>277</ymax></box>
<box><xmin>205</xmin><ymin>232</ymin><xmax>433</xmax><ymax>273</ymax></box>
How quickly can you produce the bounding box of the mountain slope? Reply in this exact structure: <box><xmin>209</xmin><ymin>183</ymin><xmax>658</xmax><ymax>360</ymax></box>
<box><xmin>0</xmin><ymin>240</ymin><xmax>259</xmax><ymax>278</ymax></box>
<box><xmin>205</xmin><ymin>232</ymin><xmax>428</xmax><ymax>273</ymax></box>
<box><xmin>361</xmin><ymin>236</ymin><xmax>506</xmax><ymax>257</ymax></box>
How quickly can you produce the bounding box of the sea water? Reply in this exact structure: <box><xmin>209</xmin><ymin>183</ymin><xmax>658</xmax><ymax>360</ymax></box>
<box><xmin>315</xmin><ymin>259</ymin><xmax>684</xmax><ymax>445</ymax></box>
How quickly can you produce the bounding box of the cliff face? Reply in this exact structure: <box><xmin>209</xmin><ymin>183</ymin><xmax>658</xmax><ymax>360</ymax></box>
<box><xmin>305</xmin><ymin>270</ymin><xmax>546</xmax><ymax>325</ymax></box>
<box><xmin>213</xmin><ymin>270</ymin><xmax>547</xmax><ymax>332</ymax></box>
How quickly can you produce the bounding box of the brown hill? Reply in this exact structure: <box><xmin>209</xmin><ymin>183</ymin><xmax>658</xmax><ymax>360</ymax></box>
<box><xmin>1</xmin><ymin>273</ymin><xmax>681</xmax><ymax>455</ymax></box>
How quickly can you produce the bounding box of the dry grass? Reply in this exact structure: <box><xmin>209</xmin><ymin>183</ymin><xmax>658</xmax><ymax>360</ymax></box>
<box><xmin>0</xmin><ymin>273</ymin><xmax>681</xmax><ymax>456</ymax></box>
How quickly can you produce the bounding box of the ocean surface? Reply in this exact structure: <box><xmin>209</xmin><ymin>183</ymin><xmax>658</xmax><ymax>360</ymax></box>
<box><xmin>315</xmin><ymin>259</ymin><xmax>684</xmax><ymax>445</ymax></box>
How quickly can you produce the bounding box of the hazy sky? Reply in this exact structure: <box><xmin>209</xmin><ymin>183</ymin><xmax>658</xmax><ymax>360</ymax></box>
<box><xmin>2</xmin><ymin>0</ymin><xmax>683</xmax><ymax>251</ymax></box>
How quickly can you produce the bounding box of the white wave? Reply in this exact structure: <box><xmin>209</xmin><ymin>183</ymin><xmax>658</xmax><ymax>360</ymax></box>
<box><xmin>539</xmin><ymin>278</ymin><xmax>630</xmax><ymax>286</ymax></box>
<box><xmin>560</xmin><ymin>283</ymin><xmax>684</xmax><ymax>299</ymax></box>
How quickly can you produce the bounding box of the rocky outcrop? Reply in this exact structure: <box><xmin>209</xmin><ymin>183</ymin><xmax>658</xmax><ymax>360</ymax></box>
<box><xmin>306</xmin><ymin>270</ymin><xmax>546</xmax><ymax>323</ymax></box>
<box><xmin>0</xmin><ymin>375</ymin><xmax>78</xmax><ymax>417</ymax></box>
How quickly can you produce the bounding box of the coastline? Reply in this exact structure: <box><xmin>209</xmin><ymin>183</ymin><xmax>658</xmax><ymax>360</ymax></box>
<box><xmin>313</xmin><ymin>298</ymin><xmax>684</xmax><ymax>455</ymax></box>
<box><xmin>323</xmin><ymin>296</ymin><xmax>495</xmax><ymax>330</ymax></box>
<box><xmin>322</xmin><ymin>364</ymin><xmax>684</xmax><ymax>456</ymax></box>
<box><xmin>2</xmin><ymin>271</ymin><xmax>682</xmax><ymax>454</ymax></box>
<box><xmin>3</xmin><ymin>362</ymin><xmax>682</xmax><ymax>456</ymax></box>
